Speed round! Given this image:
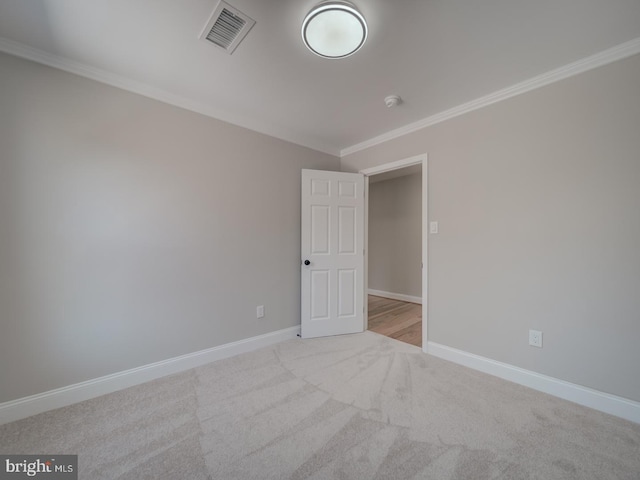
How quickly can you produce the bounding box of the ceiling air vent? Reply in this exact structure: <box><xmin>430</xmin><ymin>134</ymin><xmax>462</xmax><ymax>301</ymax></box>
<box><xmin>199</xmin><ymin>1</ymin><xmax>256</xmax><ymax>54</ymax></box>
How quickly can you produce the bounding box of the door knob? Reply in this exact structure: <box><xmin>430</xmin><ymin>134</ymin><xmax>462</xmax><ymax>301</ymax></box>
<box><xmin>304</xmin><ymin>260</ymin><xmax>311</xmax><ymax>266</ymax></box>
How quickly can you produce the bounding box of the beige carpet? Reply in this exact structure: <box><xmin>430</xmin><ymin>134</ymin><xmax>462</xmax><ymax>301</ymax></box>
<box><xmin>1</xmin><ymin>332</ymin><xmax>639</xmax><ymax>479</ymax></box>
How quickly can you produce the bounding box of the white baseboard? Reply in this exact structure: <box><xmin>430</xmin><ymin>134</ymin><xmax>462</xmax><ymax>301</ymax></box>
<box><xmin>427</xmin><ymin>341</ymin><xmax>640</xmax><ymax>425</ymax></box>
<box><xmin>368</xmin><ymin>289</ymin><xmax>422</xmax><ymax>305</ymax></box>
<box><xmin>0</xmin><ymin>326</ymin><xmax>300</xmax><ymax>425</ymax></box>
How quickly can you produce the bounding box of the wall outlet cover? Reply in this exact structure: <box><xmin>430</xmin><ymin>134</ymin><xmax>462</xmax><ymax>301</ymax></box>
<box><xmin>529</xmin><ymin>329</ymin><xmax>543</xmax><ymax>348</ymax></box>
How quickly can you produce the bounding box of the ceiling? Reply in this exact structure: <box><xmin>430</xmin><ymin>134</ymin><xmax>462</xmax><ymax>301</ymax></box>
<box><xmin>1</xmin><ymin>0</ymin><xmax>640</xmax><ymax>156</ymax></box>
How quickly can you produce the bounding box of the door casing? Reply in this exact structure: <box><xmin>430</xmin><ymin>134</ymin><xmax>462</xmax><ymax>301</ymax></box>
<box><xmin>359</xmin><ymin>154</ymin><xmax>428</xmax><ymax>352</ymax></box>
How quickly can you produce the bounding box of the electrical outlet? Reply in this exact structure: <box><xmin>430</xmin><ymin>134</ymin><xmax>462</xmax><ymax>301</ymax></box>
<box><xmin>256</xmin><ymin>305</ymin><xmax>264</xmax><ymax>319</ymax></box>
<box><xmin>529</xmin><ymin>329</ymin><xmax>543</xmax><ymax>348</ymax></box>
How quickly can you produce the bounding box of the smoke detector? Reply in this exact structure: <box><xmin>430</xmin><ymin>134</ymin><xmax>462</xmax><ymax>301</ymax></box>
<box><xmin>199</xmin><ymin>1</ymin><xmax>256</xmax><ymax>54</ymax></box>
<box><xmin>384</xmin><ymin>95</ymin><xmax>402</xmax><ymax>108</ymax></box>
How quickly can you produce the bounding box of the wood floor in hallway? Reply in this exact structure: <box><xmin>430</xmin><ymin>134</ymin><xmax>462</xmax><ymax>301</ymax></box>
<box><xmin>367</xmin><ymin>295</ymin><xmax>422</xmax><ymax>348</ymax></box>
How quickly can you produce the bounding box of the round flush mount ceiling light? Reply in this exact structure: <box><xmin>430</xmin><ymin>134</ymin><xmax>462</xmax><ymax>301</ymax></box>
<box><xmin>302</xmin><ymin>1</ymin><xmax>368</xmax><ymax>59</ymax></box>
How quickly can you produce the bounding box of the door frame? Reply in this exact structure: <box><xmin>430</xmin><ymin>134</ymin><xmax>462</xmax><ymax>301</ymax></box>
<box><xmin>359</xmin><ymin>154</ymin><xmax>428</xmax><ymax>352</ymax></box>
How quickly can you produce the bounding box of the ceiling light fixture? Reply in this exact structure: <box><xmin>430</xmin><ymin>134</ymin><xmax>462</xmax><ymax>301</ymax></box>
<box><xmin>302</xmin><ymin>1</ymin><xmax>368</xmax><ymax>59</ymax></box>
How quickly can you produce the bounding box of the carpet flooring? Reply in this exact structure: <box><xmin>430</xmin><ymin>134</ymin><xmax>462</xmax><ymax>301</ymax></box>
<box><xmin>1</xmin><ymin>331</ymin><xmax>639</xmax><ymax>479</ymax></box>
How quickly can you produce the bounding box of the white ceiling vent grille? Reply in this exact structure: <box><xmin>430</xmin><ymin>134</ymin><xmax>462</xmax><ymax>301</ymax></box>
<box><xmin>199</xmin><ymin>1</ymin><xmax>256</xmax><ymax>54</ymax></box>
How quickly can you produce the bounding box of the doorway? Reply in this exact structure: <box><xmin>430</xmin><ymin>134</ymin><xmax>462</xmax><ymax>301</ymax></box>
<box><xmin>360</xmin><ymin>154</ymin><xmax>428</xmax><ymax>351</ymax></box>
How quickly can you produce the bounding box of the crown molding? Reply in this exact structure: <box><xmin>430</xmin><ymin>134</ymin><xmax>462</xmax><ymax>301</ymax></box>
<box><xmin>341</xmin><ymin>36</ymin><xmax>640</xmax><ymax>157</ymax></box>
<box><xmin>0</xmin><ymin>37</ymin><xmax>339</xmax><ymax>157</ymax></box>
<box><xmin>2</xmin><ymin>35</ymin><xmax>639</xmax><ymax>160</ymax></box>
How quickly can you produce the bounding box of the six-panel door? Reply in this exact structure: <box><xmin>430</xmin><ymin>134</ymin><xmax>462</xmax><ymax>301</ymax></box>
<box><xmin>301</xmin><ymin>170</ymin><xmax>364</xmax><ymax>338</ymax></box>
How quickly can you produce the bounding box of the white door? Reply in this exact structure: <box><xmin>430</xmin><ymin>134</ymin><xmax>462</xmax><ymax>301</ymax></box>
<box><xmin>301</xmin><ymin>169</ymin><xmax>364</xmax><ymax>338</ymax></box>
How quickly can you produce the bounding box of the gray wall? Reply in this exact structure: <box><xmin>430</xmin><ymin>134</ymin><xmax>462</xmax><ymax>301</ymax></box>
<box><xmin>0</xmin><ymin>52</ymin><xmax>339</xmax><ymax>403</ymax></box>
<box><xmin>368</xmin><ymin>173</ymin><xmax>422</xmax><ymax>298</ymax></box>
<box><xmin>342</xmin><ymin>54</ymin><xmax>640</xmax><ymax>403</ymax></box>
